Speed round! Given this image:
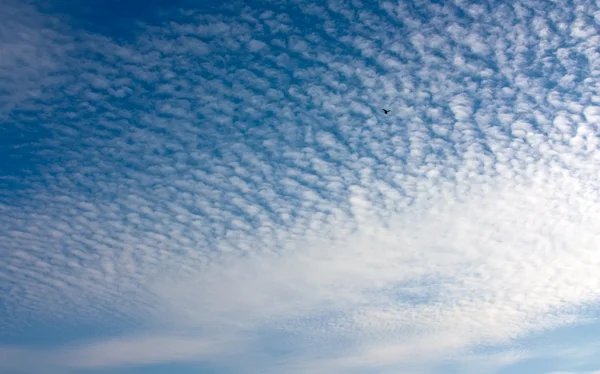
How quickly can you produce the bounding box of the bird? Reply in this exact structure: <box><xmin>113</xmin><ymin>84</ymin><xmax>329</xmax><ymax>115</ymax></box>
<box><xmin>383</xmin><ymin>109</ymin><xmax>391</xmax><ymax>114</ymax></box>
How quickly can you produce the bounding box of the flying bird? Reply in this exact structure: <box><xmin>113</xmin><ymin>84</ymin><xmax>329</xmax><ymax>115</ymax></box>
<box><xmin>383</xmin><ymin>109</ymin><xmax>391</xmax><ymax>114</ymax></box>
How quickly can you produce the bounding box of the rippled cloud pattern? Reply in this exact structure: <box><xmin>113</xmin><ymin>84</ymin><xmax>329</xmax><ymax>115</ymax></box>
<box><xmin>2</xmin><ymin>0</ymin><xmax>600</xmax><ymax>373</ymax></box>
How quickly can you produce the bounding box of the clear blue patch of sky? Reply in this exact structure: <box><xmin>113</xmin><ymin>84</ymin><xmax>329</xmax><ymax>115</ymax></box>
<box><xmin>0</xmin><ymin>317</ymin><xmax>147</xmax><ymax>347</ymax></box>
<box><xmin>36</xmin><ymin>0</ymin><xmax>197</xmax><ymax>40</ymax></box>
<box><xmin>72</xmin><ymin>361</ymin><xmax>232</xmax><ymax>374</ymax></box>
<box><xmin>497</xmin><ymin>315</ymin><xmax>600</xmax><ymax>374</ymax></box>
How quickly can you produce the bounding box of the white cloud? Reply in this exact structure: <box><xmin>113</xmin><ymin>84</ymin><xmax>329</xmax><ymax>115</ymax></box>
<box><xmin>0</xmin><ymin>334</ymin><xmax>242</xmax><ymax>373</ymax></box>
<box><xmin>60</xmin><ymin>335</ymin><xmax>237</xmax><ymax>369</ymax></box>
<box><xmin>2</xmin><ymin>0</ymin><xmax>600</xmax><ymax>373</ymax></box>
<box><xmin>0</xmin><ymin>0</ymin><xmax>73</xmax><ymax>119</ymax></box>
<box><xmin>248</xmin><ymin>39</ymin><xmax>267</xmax><ymax>52</ymax></box>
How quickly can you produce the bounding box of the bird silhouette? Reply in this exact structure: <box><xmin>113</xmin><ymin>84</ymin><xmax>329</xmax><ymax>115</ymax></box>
<box><xmin>383</xmin><ymin>109</ymin><xmax>390</xmax><ymax>114</ymax></box>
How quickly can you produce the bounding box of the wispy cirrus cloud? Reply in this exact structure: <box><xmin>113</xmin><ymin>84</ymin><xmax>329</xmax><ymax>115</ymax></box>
<box><xmin>2</xmin><ymin>0</ymin><xmax>600</xmax><ymax>373</ymax></box>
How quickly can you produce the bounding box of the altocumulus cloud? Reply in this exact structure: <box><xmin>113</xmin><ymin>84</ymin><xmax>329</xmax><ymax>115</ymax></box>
<box><xmin>2</xmin><ymin>0</ymin><xmax>600</xmax><ymax>373</ymax></box>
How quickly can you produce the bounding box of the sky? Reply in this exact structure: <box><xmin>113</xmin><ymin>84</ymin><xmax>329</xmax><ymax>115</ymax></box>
<box><xmin>2</xmin><ymin>0</ymin><xmax>600</xmax><ymax>373</ymax></box>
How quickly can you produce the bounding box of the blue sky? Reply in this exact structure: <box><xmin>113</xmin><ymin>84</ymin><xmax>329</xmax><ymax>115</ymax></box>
<box><xmin>2</xmin><ymin>0</ymin><xmax>600</xmax><ymax>373</ymax></box>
